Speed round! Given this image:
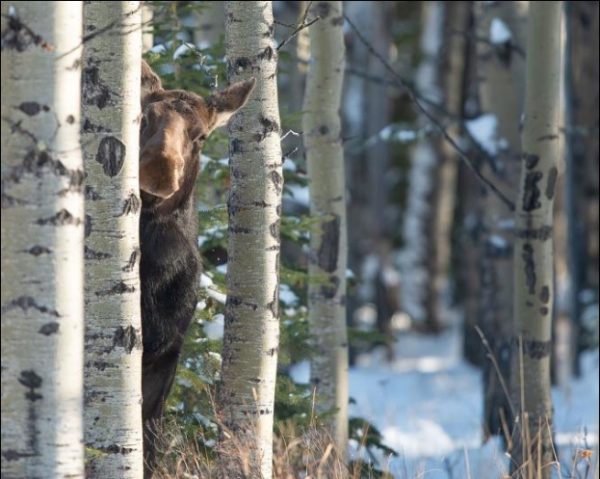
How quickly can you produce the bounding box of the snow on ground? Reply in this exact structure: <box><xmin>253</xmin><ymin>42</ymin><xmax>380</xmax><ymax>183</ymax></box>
<box><xmin>290</xmin><ymin>324</ymin><xmax>599</xmax><ymax>478</ymax></box>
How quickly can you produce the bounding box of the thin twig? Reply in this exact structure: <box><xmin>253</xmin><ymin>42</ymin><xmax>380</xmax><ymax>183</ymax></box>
<box><xmin>276</xmin><ymin>1</ymin><xmax>319</xmax><ymax>52</ymax></box>
<box><xmin>475</xmin><ymin>326</ymin><xmax>516</xmax><ymax>419</ymax></box>
<box><xmin>343</xmin><ymin>13</ymin><xmax>516</xmax><ymax>211</ymax></box>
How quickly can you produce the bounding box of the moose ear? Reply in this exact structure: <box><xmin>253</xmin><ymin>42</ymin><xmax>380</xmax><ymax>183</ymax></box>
<box><xmin>141</xmin><ymin>60</ymin><xmax>163</xmax><ymax>102</ymax></box>
<box><xmin>207</xmin><ymin>77</ymin><xmax>256</xmax><ymax>130</ymax></box>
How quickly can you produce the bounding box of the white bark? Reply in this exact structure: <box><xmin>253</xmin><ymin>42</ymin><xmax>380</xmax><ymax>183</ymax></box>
<box><xmin>82</xmin><ymin>2</ymin><xmax>143</xmax><ymax>477</ymax></box>
<box><xmin>399</xmin><ymin>1</ymin><xmax>444</xmax><ymax>325</ymax></box>
<box><xmin>303</xmin><ymin>0</ymin><xmax>348</xmax><ymax>466</ymax></box>
<box><xmin>511</xmin><ymin>3</ymin><xmax>562</xmax><ymax>477</ymax></box>
<box><xmin>142</xmin><ymin>3</ymin><xmax>153</xmax><ymax>53</ymax></box>
<box><xmin>219</xmin><ymin>2</ymin><xmax>282</xmax><ymax>478</ymax></box>
<box><xmin>1</xmin><ymin>2</ymin><xmax>84</xmax><ymax>477</ymax></box>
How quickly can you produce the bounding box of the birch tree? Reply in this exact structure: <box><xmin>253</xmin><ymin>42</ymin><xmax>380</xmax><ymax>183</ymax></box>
<box><xmin>511</xmin><ymin>3</ymin><xmax>562</xmax><ymax>477</ymax></box>
<box><xmin>474</xmin><ymin>0</ymin><xmax>528</xmax><ymax>439</ymax></box>
<box><xmin>1</xmin><ymin>2</ymin><xmax>84</xmax><ymax>477</ymax></box>
<box><xmin>565</xmin><ymin>0</ymin><xmax>599</xmax><ymax>376</ymax></box>
<box><xmin>81</xmin><ymin>2</ymin><xmax>143</xmax><ymax>477</ymax></box>
<box><xmin>218</xmin><ymin>2</ymin><xmax>282</xmax><ymax>477</ymax></box>
<box><xmin>303</xmin><ymin>0</ymin><xmax>348</xmax><ymax>465</ymax></box>
<box><xmin>400</xmin><ymin>1</ymin><xmax>444</xmax><ymax>330</ymax></box>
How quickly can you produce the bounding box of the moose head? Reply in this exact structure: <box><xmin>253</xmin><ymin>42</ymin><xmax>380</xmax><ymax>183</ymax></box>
<box><xmin>139</xmin><ymin>60</ymin><xmax>255</xmax><ymax>208</ymax></box>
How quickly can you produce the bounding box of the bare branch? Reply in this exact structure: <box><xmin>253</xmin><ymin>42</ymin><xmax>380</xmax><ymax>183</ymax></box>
<box><xmin>343</xmin><ymin>13</ymin><xmax>516</xmax><ymax>211</ymax></box>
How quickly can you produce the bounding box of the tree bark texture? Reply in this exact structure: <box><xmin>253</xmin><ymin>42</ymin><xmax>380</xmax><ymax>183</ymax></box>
<box><xmin>474</xmin><ymin>0</ymin><xmax>527</xmax><ymax>440</ymax></box>
<box><xmin>218</xmin><ymin>2</ymin><xmax>283</xmax><ymax>478</ymax></box>
<box><xmin>565</xmin><ymin>0</ymin><xmax>599</xmax><ymax>376</ymax></box>
<box><xmin>82</xmin><ymin>2</ymin><xmax>144</xmax><ymax>477</ymax></box>
<box><xmin>1</xmin><ymin>2</ymin><xmax>85</xmax><ymax>477</ymax></box>
<box><xmin>303</xmin><ymin>0</ymin><xmax>349</xmax><ymax>467</ymax></box>
<box><xmin>511</xmin><ymin>3</ymin><xmax>562</xmax><ymax>478</ymax></box>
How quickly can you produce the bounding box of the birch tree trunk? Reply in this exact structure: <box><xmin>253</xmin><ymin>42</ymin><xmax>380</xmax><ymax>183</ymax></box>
<box><xmin>1</xmin><ymin>2</ymin><xmax>84</xmax><ymax>477</ymax></box>
<box><xmin>142</xmin><ymin>2</ymin><xmax>153</xmax><ymax>53</ymax></box>
<box><xmin>218</xmin><ymin>2</ymin><xmax>282</xmax><ymax>477</ymax></box>
<box><xmin>511</xmin><ymin>3</ymin><xmax>562</xmax><ymax>477</ymax></box>
<box><xmin>400</xmin><ymin>1</ymin><xmax>444</xmax><ymax>328</ymax></box>
<box><xmin>81</xmin><ymin>3</ymin><xmax>143</xmax><ymax>477</ymax></box>
<box><xmin>565</xmin><ymin>0</ymin><xmax>599</xmax><ymax>376</ymax></box>
<box><xmin>424</xmin><ymin>1</ymin><xmax>470</xmax><ymax>332</ymax></box>
<box><xmin>303</xmin><ymin>0</ymin><xmax>348</xmax><ymax>467</ymax></box>
<box><xmin>474</xmin><ymin>0</ymin><xmax>528</xmax><ymax>440</ymax></box>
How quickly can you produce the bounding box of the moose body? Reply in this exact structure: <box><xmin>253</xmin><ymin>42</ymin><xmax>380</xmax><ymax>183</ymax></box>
<box><xmin>139</xmin><ymin>61</ymin><xmax>255</xmax><ymax>477</ymax></box>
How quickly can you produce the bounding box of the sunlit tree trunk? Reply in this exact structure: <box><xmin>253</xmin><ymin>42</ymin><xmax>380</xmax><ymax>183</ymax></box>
<box><xmin>142</xmin><ymin>2</ymin><xmax>153</xmax><ymax>53</ymax></box>
<box><xmin>303</xmin><ymin>1</ymin><xmax>348</xmax><ymax>468</ymax></box>
<box><xmin>81</xmin><ymin>2</ymin><xmax>144</xmax><ymax>477</ymax></box>
<box><xmin>511</xmin><ymin>3</ymin><xmax>562</xmax><ymax>478</ymax></box>
<box><xmin>474</xmin><ymin>0</ymin><xmax>528</xmax><ymax>440</ymax></box>
<box><xmin>1</xmin><ymin>2</ymin><xmax>84</xmax><ymax>477</ymax></box>
<box><xmin>218</xmin><ymin>2</ymin><xmax>282</xmax><ymax>478</ymax></box>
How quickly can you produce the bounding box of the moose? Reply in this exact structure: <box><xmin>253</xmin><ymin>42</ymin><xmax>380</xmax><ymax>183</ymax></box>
<box><xmin>139</xmin><ymin>60</ymin><xmax>255</xmax><ymax>476</ymax></box>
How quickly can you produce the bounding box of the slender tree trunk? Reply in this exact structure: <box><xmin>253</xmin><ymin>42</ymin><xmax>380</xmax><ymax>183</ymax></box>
<box><xmin>400</xmin><ymin>1</ymin><xmax>444</xmax><ymax>328</ymax></box>
<box><xmin>142</xmin><ymin>2</ymin><xmax>153</xmax><ymax>53</ymax></box>
<box><xmin>218</xmin><ymin>2</ymin><xmax>282</xmax><ymax>477</ymax></box>
<box><xmin>81</xmin><ymin>3</ymin><xmax>144</xmax><ymax>477</ymax></box>
<box><xmin>565</xmin><ymin>0</ymin><xmax>599</xmax><ymax>376</ymax></box>
<box><xmin>303</xmin><ymin>1</ymin><xmax>348</xmax><ymax>468</ymax></box>
<box><xmin>474</xmin><ymin>0</ymin><xmax>528</xmax><ymax>440</ymax></box>
<box><xmin>511</xmin><ymin>3</ymin><xmax>562</xmax><ymax>478</ymax></box>
<box><xmin>424</xmin><ymin>1</ymin><xmax>470</xmax><ymax>332</ymax></box>
<box><xmin>1</xmin><ymin>2</ymin><xmax>84</xmax><ymax>477</ymax></box>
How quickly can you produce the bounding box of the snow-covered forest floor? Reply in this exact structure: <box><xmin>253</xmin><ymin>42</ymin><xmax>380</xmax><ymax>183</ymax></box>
<box><xmin>291</xmin><ymin>321</ymin><xmax>599</xmax><ymax>478</ymax></box>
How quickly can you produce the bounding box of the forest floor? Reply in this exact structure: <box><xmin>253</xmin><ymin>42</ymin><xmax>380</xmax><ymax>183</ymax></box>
<box><xmin>290</xmin><ymin>322</ymin><xmax>599</xmax><ymax>479</ymax></box>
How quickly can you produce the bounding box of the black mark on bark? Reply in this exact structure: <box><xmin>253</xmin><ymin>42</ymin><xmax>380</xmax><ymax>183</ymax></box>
<box><xmin>545</xmin><ymin>167</ymin><xmax>557</xmax><ymax>199</ymax></box>
<box><xmin>85</xmin><ymin>214</ymin><xmax>92</xmax><ymax>237</ymax></box>
<box><xmin>515</xmin><ymin>225</ymin><xmax>552</xmax><ymax>241</ymax></box>
<box><xmin>539</xmin><ymin>286</ymin><xmax>550</xmax><ymax>304</ymax></box>
<box><xmin>84</xmin><ymin>246</ymin><xmax>111</xmax><ymax>260</ymax></box>
<box><xmin>318</xmin><ymin>215</ymin><xmax>340</xmax><ymax>273</ymax></box>
<box><xmin>85</xmin><ymin>185</ymin><xmax>102</xmax><ymax>201</ymax></box>
<box><xmin>269</xmin><ymin>170</ymin><xmax>283</xmax><ymax>194</ymax></box>
<box><xmin>82</xmin><ymin>118</ymin><xmax>109</xmax><ymax>133</ymax></box>
<box><xmin>83</xmin><ymin>65</ymin><xmax>111</xmax><ymax>108</ymax></box>
<box><xmin>2</xmin><ymin>296</ymin><xmax>60</xmax><ymax>317</ymax></box>
<box><xmin>523</xmin><ymin>154</ymin><xmax>540</xmax><ymax>170</ymax></box>
<box><xmin>36</xmin><ymin>209</ymin><xmax>81</xmax><ymax>226</ymax></box>
<box><xmin>18</xmin><ymin>102</ymin><xmax>43</xmax><ymax>116</ymax></box>
<box><xmin>97</xmin><ymin>444</ymin><xmax>134</xmax><ymax>455</ymax></box>
<box><xmin>1</xmin><ymin>13</ymin><xmax>53</xmax><ymax>52</ymax></box>
<box><xmin>537</xmin><ymin>134</ymin><xmax>558</xmax><ymax>142</ymax></box>
<box><xmin>122</xmin><ymin>248</ymin><xmax>139</xmax><ymax>272</ymax></box>
<box><xmin>522</xmin><ymin>171</ymin><xmax>543</xmax><ymax>211</ymax></box>
<box><xmin>269</xmin><ymin>219</ymin><xmax>280</xmax><ymax>239</ymax></box>
<box><xmin>38</xmin><ymin>322</ymin><xmax>59</xmax><ymax>336</ymax></box>
<box><xmin>514</xmin><ymin>337</ymin><xmax>552</xmax><ymax>359</ymax></box>
<box><xmin>118</xmin><ymin>193</ymin><xmax>140</xmax><ymax>216</ymax></box>
<box><xmin>95</xmin><ymin>281</ymin><xmax>135</xmax><ymax>297</ymax></box>
<box><xmin>24</xmin><ymin>245</ymin><xmax>51</xmax><ymax>256</ymax></box>
<box><xmin>522</xmin><ymin>243</ymin><xmax>536</xmax><ymax>294</ymax></box>
<box><xmin>112</xmin><ymin>326</ymin><xmax>140</xmax><ymax>354</ymax></box>
<box><xmin>95</xmin><ymin>136</ymin><xmax>125</xmax><ymax>177</ymax></box>
<box><xmin>18</xmin><ymin>370</ymin><xmax>43</xmax><ymax>401</ymax></box>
